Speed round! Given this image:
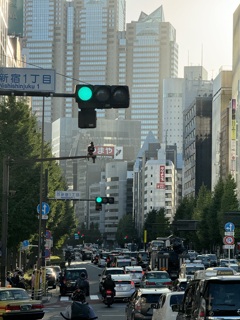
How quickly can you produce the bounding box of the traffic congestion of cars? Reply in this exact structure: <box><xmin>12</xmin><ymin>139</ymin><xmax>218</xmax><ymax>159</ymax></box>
<box><xmin>58</xmin><ymin>245</ymin><xmax>240</xmax><ymax>320</ymax></box>
<box><xmin>4</xmin><ymin>244</ymin><xmax>240</xmax><ymax>320</ymax></box>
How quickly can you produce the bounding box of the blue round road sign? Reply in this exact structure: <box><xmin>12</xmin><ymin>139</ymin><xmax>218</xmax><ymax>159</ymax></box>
<box><xmin>37</xmin><ymin>202</ymin><xmax>50</xmax><ymax>215</ymax></box>
<box><xmin>224</xmin><ymin>222</ymin><xmax>235</xmax><ymax>232</ymax></box>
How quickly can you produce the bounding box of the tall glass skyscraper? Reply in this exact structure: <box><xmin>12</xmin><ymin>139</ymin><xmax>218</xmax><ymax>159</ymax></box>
<box><xmin>23</xmin><ymin>0</ymin><xmax>126</xmax><ymax>123</ymax></box>
<box><xmin>23</xmin><ymin>1</ymin><xmax>178</xmax><ymax>144</ymax></box>
<box><xmin>125</xmin><ymin>6</ymin><xmax>178</xmax><ymax>144</ymax></box>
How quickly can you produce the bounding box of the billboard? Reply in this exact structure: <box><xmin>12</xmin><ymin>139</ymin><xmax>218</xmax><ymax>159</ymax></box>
<box><xmin>93</xmin><ymin>145</ymin><xmax>123</xmax><ymax>159</ymax></box>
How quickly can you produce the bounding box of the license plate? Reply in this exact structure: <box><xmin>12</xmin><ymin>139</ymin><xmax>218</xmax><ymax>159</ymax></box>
<box><xmin>117</xmin><ymin>285</ymin><xmax>127</xmax><ymax>291</ymax></box>
<box><xmin>21</xmin><ymin>305</ymin><xmax>31</xmax><ymax>311</ymax></box>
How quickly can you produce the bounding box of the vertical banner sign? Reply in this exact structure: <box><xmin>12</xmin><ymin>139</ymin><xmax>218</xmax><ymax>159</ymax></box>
<box><xmin>156</xmin><ymin>165</ymin><xmax>166</xmax><ymax>189</ymax></box>
<box><xmin>144</xmin><ymin>230</ymin><xmax>147</xmax><ymax>243</ymax></box>
<box><xmin>8</xmin><ymin>0</ymin><xmax>23</xmax><ymax>36</ymax></box>
<box><xmin>231</xmin><ymin>99</ymin><xmax>236</xmax><ymax>178</ymax></box>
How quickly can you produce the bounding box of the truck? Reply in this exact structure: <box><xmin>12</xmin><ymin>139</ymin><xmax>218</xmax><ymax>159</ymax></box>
<box><xmin>149</xmin><ymin>236</ymin><xmax>187</xmax><ymax>280</ymax></box>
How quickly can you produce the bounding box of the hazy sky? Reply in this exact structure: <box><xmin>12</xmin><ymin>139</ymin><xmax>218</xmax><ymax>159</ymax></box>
<box><xmin>126</xmin><ymin>0</ymin><xmax>240</xmax><ymax>79</ymax></box>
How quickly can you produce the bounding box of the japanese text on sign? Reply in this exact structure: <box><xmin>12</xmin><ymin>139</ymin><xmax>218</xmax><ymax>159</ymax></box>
<box><xmin>0</xmin><ymin>67</ymin><xmax>55</xmax><ymax>92</ymax></box>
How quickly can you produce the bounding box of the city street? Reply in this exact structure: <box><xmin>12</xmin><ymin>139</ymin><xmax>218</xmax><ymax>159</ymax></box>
<box><xmin>42</xmin><ymin>261</ymin><xmax>127</xmax><ymax>320</ymax></box>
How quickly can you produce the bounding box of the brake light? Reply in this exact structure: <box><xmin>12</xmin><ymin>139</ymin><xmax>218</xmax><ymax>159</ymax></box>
<box><xmin>146</xmin><ymin>281</ymin><xmax>155</xmax><ymax>285</ymax></box>
<box><xmin>106</xmin><ymin>290</ymin><xmax>112</xmax><ymax>294</ymax></box>
<box><xmin>5</xmin><ymin>305</ymin><xmax>21</xmax><ymax>311</ymax></box>
<box><xmin>197</xmin><ymin>298</ymin><xmax>206</xmax><ymax>320</ymax></box>
<box><xmin>32</xmin><ymin>304</ymin><xmax>44</xmax><ymax>309</ymax></box>
<box><xmin>163</xmin><ymin>281</ymin><xmax>172</xmax><ymax>286</ymax></box>
<box><xmin>131</xmin><ymin>280</ymin><xmax>135</xmax><ymax>288</ymax></box>
<box><xmin>135</xmin><ymin>302</ymin><xmax>141</xmax><ymax>311</ymax></box>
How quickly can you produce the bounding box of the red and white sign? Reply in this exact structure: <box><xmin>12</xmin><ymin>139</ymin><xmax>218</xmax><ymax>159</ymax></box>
<box><xmin>156</xmin><ymin>183</ymin><xmax>165</xmax><ymax>189</ymax></box>
<box><xmin>160</xmin><ymin>165</ymin><xmax>165</xmax><ymax>182</ymax></box>
<box><xmin>93</xmin><ymin>145</ymin><xmax>123</xmax><ymax>160</ymax></box>
<box><xmin>94</xmin><ymin>146</ymin><xmax>115</xmax><ymax>156</ymax></box>
<box><xmin>223</xmin><ymin>236</ymin><xmax>235</xmax><ymax>245</ymax></box>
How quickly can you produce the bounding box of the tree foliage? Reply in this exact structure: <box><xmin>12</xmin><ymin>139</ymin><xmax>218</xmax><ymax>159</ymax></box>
<box><xmin>143</xmin><ymin>208</ymin><xmax>170</xmax><ymax>242</ymax></box>
<box><xmin>0</xmin><ymin>97</ymin><xmax>76</xmax><ymax>259</ymax></box>
<box><xmin>116</xmin><ymin>214</ymin><xmax>138</xmax><ymax>247</ymax></box>
<box><xmin>173</xmin><ymin>177</ymin><xmax>239</xmax><ymax>252</ymax></box>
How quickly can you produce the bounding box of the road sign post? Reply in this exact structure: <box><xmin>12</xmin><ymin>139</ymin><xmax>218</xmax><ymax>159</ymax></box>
<box><xmin>224</xmin><ymin>222</ymin><xmax>235</xmax><ymax>262</ymax></box>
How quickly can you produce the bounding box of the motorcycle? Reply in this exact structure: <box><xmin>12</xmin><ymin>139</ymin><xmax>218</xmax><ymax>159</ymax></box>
<box><xmin>102</xmin><ymin>289</ymin><xmax>114</xmax><ymax>307</ymax></box>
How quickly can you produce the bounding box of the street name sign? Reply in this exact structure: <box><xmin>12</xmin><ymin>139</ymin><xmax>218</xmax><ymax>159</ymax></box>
<box><xmin>55</xmin><ymin>190</ymin><xmax>81</xmax><ymax>200</ymax></box>
<box><xmin>0</xmin><ymin>67</ymin><xmax>55</xmax><ymax>92</ymax></box>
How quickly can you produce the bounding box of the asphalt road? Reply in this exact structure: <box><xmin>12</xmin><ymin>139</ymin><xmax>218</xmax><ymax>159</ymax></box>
<box><xmin>43</xmin><ymin>261</ymin><xmax>127</xmax><ymax>320</ymax></box>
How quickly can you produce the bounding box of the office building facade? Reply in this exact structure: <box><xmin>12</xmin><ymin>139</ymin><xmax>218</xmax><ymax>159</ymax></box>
<box><xmin>125</xmin><ymin>6</ymin><xmax>178</xmax><ymax>144</ymax></box>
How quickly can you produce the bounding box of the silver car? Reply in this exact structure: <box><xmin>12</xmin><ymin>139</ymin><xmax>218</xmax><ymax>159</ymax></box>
<box><xmin>125</xmin><ymin>266</ymin><xmax>144</xmax><ymax>286</ymax></box>
<box><xmin>111</xmin><ymin>274</ymin><xmax>135</xmax><ymax>300</ymax></box>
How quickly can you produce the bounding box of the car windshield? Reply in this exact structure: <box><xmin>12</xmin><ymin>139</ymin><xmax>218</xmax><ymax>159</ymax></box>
<box><xmin>205</xmin><ymin>282</ymin><xmax>240</xmax><ymax>308</ymax></box>
<box><xmin>117</xmin><ymin>261</ymin><xmax>131</xmax><ymax>267</ymax></box>
<box><xmin>65</xmin><ymin>270</ymin><xmax>87</xmax><ymax>280</ymax></box>
<box><xmin>106</xmin><ymin>269</ymin><xmax>125</xmax><ymax>275</ymax></box>
<box><xmin>170</xmin><ymin>294</ymin><xmax>184</xmax><ymax>305</ymax></box>
<box><xmin>50</xmin><ymin>266</ymin><xmax>60</xmax><ymax>273</ymax></box>
<box><xmin>142</xmin><ymin>293</ymin><xmax>162</xmax><ymax>303</ymax></box>
<box><xmin>0</xmin><ymin>290</ymin><xmax>29</xmax><ymax>301</ymax></box>
<box><xmin>146</xmin><ymin>273</ymin><xmax>169</xmax><ymax>279</ymax></box>
<box><xmin>186</xmin><ymin>266</ymin><xmax>204</xmax><ymax>274</ymax></box>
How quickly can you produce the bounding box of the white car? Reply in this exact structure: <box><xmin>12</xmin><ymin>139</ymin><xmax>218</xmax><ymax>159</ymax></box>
<box><xmin>98</xmin><ymin>267</ymin><xmax>125</xmax><ymax>293</ymax></box>
<box><xmin>111</xmin><ymin>274</ymin><xmax>136</xmax><ymax>299</ymax></box>
<box><xmin>152</xmin><ymin>291</ymin><xmax>184</xmax><ymax>320</ymax></box>
<box><xmin>125</xmin><ymin>265</ymin><xmax>143</xmax><ymax>286</ymax></box>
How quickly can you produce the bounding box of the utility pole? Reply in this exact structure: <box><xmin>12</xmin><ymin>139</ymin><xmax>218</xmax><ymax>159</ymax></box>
<box><xmin>0</xmin><ymin>157</ymin><xmax>9</xmax><ymax>287</ymax></box>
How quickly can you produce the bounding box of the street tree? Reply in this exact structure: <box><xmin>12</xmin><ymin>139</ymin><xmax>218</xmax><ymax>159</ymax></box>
<box><xmin>0</xmin><ymin>97</ymin><xmax>75</xmax><ymax>261</ymax></box>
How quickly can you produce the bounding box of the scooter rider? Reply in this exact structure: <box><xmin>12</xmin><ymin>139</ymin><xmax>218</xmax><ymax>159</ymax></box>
<box><xmin>102</xmin><ymin>274</ymin><xmax>115</xmax><ymax>298</ymax></box>
<box><xmin>60</xmin><ymin>289</ymin><xmax>97</xmax><ymax>320</ymax></box>
<box><xmin>75</xmin><ymin>272</ymin><xmax>89</xmax><ymax>295</ymax></box>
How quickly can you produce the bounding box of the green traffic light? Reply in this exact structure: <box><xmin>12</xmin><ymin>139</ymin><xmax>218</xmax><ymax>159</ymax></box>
<box><xmin>78</xmin><ymin>86</ymin><xmax>93</xmax><ymax>101</ymax></box>
<box><xmin>95</xmin><ymin>196</ymin><xmax>103</xmax><ymax>203</ymax></box>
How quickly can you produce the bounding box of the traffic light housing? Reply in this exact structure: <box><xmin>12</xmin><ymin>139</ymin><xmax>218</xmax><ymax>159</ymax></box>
<box><xmin>78</xmin><ymin>109</ymin><xmax>96</xmax><ymax>128</ymax></box>
<box><xmin>95</xmin><ymin>196</ymin><xmax>114</xmax><ymax>204</ymax></box>
<box><xmin>95</xmin><ymin>196</ymin><xmax>114</xmax><ymax>211</ymax></box>
<box><xmin>75</xmin><ymin>85</ymin><xmax>130</xmax><ymax>109</ymax></box>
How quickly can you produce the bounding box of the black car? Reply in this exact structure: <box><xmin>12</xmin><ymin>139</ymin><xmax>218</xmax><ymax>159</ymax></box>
<box><xmin>206</xmin><ymin>253</ymin><xmax>217</xmax><ymax>267</ymax></box>
<box><xmin>60</xmin><ymin>267</ymin><xmax>89</xmax><ymax>296</ymax></box>
<box><xmin>82</xmin><ymin>250</ymin><xmax>92</xmax><ymax>261</ymax></box>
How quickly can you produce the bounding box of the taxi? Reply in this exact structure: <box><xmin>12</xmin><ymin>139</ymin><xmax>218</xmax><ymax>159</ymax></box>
<box><xmin>0</xmin><ymin>287</ymin><xmax>44</xmax><ymax>319</ymax></box>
